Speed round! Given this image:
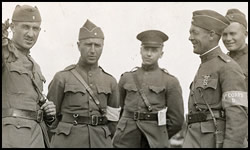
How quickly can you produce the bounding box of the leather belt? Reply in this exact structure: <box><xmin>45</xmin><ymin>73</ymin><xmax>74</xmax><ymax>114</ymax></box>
<box><xmin>187</xmin><ymin>110</ymin><xmax>225</xmax><ymax>124</ymax></box>
<box><xmin>2</xmin><ymin>108</ymin><xmax>44</xmax><ymax>123</ymax></box>
<box><xmin>61</xmin><ymin>113</ymin><xmax>108</xmax><ymax>126</ymax></box>
<box><xmin>123</xmin><ymin>110</ymin><xmax>158</xmax><ymax>121</ymax></box>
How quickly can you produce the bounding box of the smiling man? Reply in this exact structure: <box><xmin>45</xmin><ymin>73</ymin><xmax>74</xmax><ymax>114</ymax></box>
<box><xmin>2</xmin><ymin>5</ymin><xmax>56</xmax><ymax>148</ymax></box>
<box><xmin>47</xmin><ymin>19</ymin><xmax>120</xmax><ymax>148</ymax></box>
<box><xmin>183</xmin><ymin>9</ymin><xmax>248</xmax><ymax>148</ymax></box>
<box><xmin>112</xmin><ymin>30</ymin><xmax>184</xmax><ymax>148</ymax></box>
<box><xmin>222</xmin><ymin>9</ymin><xmax>248</xmax><ymax>90</ymax></box>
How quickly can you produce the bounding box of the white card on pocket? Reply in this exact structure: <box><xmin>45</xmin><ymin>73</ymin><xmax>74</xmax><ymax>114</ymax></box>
<box><xmin>158</xmin><ymin>107</ymin><xmax>168</xmax><ymax>126</ymax></box>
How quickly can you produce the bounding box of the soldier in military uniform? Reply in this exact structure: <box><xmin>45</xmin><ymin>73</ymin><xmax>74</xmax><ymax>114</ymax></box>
<box><xmin>222</xmin><ymin>8</ymin><xmax>248</xmax><ymax>145</ymax></box>
<box><xmin>183</xmin><ymin>10</ymin><xmax>248</xmax><ymax>148</ymax></box>
<box><xmin>47</xmin><ymin>19</ymin><xmax>120</xmax><ymax>148</ymax></box>
<box><xmin>112</xmin><ymin>30</ymin><xmax>184</xmax><ymax>148</ymax></box>
<box><xmin>222</xmin><ymin>9</ymin><xmax>248</xmax><ymax>90</ymax></box>
<box><xmin>2</xmin><ymin>5</ymin><xmax>56</xmax><ymax>148</ymax></box>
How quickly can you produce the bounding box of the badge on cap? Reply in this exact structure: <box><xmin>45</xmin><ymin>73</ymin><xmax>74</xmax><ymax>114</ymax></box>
<box><xmin>32</xmin><ymin>16</ymin><xmax>35</xmax><ymax>20</ymax></box>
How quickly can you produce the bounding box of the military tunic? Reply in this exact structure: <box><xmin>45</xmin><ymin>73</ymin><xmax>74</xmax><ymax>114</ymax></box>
<box><xmin>112</xmin><ymin>64</ymin><xmax>184</xmax><ymax>148</ymax></box>
<box><xmin>183</xmin><ymin>47</ymin><xmax>248</xmax><ymax>148</ymax></box>
<box><xmin>2</xmin><ymin>40</ymin><xmax>48</xmax><ymax>148</ymax></box>
<box><xmin>228</xmin><ymin>44</ymin><xmax>248</xmax><ymax>90</ymax></box>
<box><xmin>47</xmin><ymin>64</ymin><xmax>119</xmax><ymax>148</ymax></box>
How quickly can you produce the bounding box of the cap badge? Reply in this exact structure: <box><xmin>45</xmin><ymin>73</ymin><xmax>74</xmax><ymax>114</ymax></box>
<box><xmin>32</xmin><ymin>16</ymin><xmax>35</xmax><ymax>20</ymax></box>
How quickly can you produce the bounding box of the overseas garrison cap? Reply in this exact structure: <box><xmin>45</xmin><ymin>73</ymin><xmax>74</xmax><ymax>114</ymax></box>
<box><xmin>79</xmin><ymin>19</ymin><xmax>104</xmax><ymax>41</ymax></box>
<box><xmin>12</xmin><ymin>5</ymin><xmax>41</xmax><ymax>22</ymax></box>
<box><xmin>137</xmin><ymin>30</ymin><xmax>168</xmax><ymax>47</ymax></box>
<box><xmin>225</xmin><ymin>9</ymin><xmax>247</xmax><ymax>29</ymax></box>
<box><xmin>192</xmin><ymin>10</ymin><xmax>230</xmax><ymax>35</ymax></box>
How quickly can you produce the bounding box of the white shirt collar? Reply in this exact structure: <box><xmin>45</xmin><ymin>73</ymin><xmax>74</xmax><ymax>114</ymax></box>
<box><xmin>200</xmin><ymin>45</ymin><xmax>219</xmax><ymax>56</ymax></box>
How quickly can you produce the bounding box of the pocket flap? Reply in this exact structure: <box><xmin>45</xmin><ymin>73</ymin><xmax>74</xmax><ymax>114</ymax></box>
<box><xmin>37</xmin><ymin>72</ymin><xmax>46</xmax><ymax>83</ymax></box>
<box><xmin>117</xmin><ymin>119</ymin><xmax>127</xmax><ymax>131</ymax></box>
<box><xmin>201</xmin><ymin>121</ymin><xmax>215</xmax><ymax>133</ymax></box>
<box><xmin>3</xmin><ymin>118</ymin><xmax>32</xmax><ymax>129</ymax></box>
<box><xmin>149</xmin><ymin>85</ymin><xmax>165</xmax><ymax>94</ymax></box>
<box><xmin>123</xmin><ymin>83</ymin><xmax>137</xmax><ymax>92</ymax></box>
<box><xmin>196</xmin><ymin>79</ymin><xmax>218</xmax><ymax>90</ymax></box>
<box><xmin>64</xmin><ymin>84</ymin><xmax>86</xmax><ymax>94</ymax></box>
<box><xmin>96</xmin><ymin>85</ymin><xmax>111</xmax><ymax>94</ymax></box>
<box><xmin>53</xmin><ymin>122</ymin><xmax>73</xmax><ymax>135</ymax></box>
<box><xmin>9</xmin><ymin>63</ymin><xmax>29</xmax><ymax>75</ymax></box>
<box><xmin>102</xmin><ymin>126</ymin><xmax>111</xmax><ymax>138</ymax></box>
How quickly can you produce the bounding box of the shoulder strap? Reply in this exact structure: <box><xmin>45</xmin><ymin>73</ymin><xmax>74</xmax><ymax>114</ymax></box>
<box><xmin>132</xmin><ymin>73</ymin><xmax>152</xmax><ymax>112</ymax></box>
<box><xmin>70</xmin><ymin>68</ymin><xmax>105</xmax><ymax>115</ymax></box>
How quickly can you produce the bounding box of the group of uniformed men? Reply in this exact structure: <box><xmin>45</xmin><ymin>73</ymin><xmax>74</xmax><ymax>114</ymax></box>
<box><xmin>2</xmin><ymin>4</ymin><xmax>248</xmax><ymax>148</ymax></box>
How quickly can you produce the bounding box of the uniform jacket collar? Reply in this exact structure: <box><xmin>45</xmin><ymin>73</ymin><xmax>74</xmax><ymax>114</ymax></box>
<box><xmin>200</xmin><ymin>46</ymin><xmax>222</xmax><ymax>63</ymax></box>
<box><xmin>141</xmin><ymin>63</ymin><xmax>159</xmax><ymax>71</ymax></box>
<box><xmin>228</xmin><ymin>44</ymin><xmax>248</xmax><ymax>59</ymax></box>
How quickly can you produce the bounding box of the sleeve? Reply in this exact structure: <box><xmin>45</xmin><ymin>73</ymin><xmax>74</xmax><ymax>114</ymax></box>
<box><xmin>165</xmin><ymin>77</ymin><xmax>185</xmax><ymax>139</ymax></box>
<box><xmin>46</xmin><ymin>72</ymin><xmax>65</xmax><ymax>129</ymax></box>
<box><xmin>106</xmin><ymin>76</ymin><xmax>120</xmax><ymax>138</ymax></box>
<box><xmin>118</xmin><ymin>74</ymin><xmax>127</xmax><ymax>117</ymax></box>
<box><xmin>220</xmin><ymin>64</ymin><xmax>248</xmax><ymax>148</ymax></box>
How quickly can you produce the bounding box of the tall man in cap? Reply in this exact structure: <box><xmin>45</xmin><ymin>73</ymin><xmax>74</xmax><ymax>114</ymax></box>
<box><xmin>47</xmin><ymin>19</ymin><xmax>120</xmax><ymax>148</ymax></box>
<box><xmin>183</xmin><ymin>9</ymin><xmax>248</xmax><ymax>148</ymax></box>
<box><xmin>112</xmin><ymin>30</ymin><xmax>184</xmax><ymax>148</ymax></box>
<box><xmin>2</xmin><ymin>5</ymin><xmax>56</xmax><ymax>148</ymax></box>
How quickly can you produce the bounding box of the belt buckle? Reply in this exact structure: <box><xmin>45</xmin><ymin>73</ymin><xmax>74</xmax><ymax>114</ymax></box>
<box><xmin>37</xmin><ymin>110</ymin><xmax>44</xmax><ymax>123</ymax></box>
<box><xmin>91</xmin><ymin>115</ymin><xmax>99</xmax><ymax>126</ymax></box>
<box><xmin>133</xmin><ymin>112</ymin><xmax>140</xmax><ymax>120</ymax></box>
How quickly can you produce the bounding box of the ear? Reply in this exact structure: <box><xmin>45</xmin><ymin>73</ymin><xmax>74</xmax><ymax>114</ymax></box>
<box><xmin>160</xmin><ymin>51</ymin><xmax>164</xmax><ymax>58</ymax></box>
<box><xmin>10</xmin><ymin>22</ymin><xmax>15</xmax><ymax>33</ymax></box>
<box><xmin>140</xmin><ymin>46</ymin><xmax>143</xmax><ymax>54</ymax></box>
<box><xmin>209</xmin><ymin>30</ymin><xmax>216</xmax><ymax>40</ymax></box>
<box><xmin>77</xmin><ymin>41</ymin><xmax>80</xmax><ymax>51</ymax></box>
<box><xmin>244</xmin><ymin>30</ymin><xmax>248</xmax><ymax>37</ymax></box>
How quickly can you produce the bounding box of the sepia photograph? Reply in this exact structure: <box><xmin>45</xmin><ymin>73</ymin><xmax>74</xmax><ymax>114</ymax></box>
<box><xmin>2</xmin><ymin>2</ymin><xmax>248</xmax><ymax>148</ymax></box>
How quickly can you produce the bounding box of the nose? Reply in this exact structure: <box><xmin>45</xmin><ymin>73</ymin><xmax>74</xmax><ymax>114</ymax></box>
<box><xmin>26</xmin><ymin>28</ymin><xmax>35</xmax><ymax>37</ymax></box>
<box><xmin>89</xmin><ymin>44</ymin><xmax>96</xmax><ymax>53</ymax></box>
<box><xmin>147</xmin><ymin>50</ymin><xmax>152</xmax><ymax>56</ymax></box>
<box><xmin>189</xmin><ymin>34</ymin><xmax>193</xmax><ymax>41</ymax></box>
<box><xmin>225</xmin><ymin>35</ymin><xmax>233</xmax><ymax>42</ymax></box>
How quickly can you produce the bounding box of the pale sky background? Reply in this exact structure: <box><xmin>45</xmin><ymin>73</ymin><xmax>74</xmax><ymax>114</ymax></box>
<box><xmin>2</xmin><ymin>2</ymin><xmax>248</xmax><ymax>115</ymax></box>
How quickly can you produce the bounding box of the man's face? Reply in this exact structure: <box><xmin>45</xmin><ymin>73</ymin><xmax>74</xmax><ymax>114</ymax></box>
<box><xmin>11</xmin><ymin>21</ymin><xmax>41</xmax><ymax>51</ymax></box>
<box><xmin>189</xmin><ymin>24</ymin><xmax>211</xmax><ymax>55</ymax></box>
<box><xmin>222</xmin><ymin>22</ymin><xmax>247</xmax><ymax>52</ymax></box>
<box><xmin>140</xmin><ymin>45</ymin><xmax>163</xmax><ymax>66</ymax></box>
<box><xmin>77</xmin><ymin>38</ymin><xmax>104</xmax><ymax>65</ymax></box>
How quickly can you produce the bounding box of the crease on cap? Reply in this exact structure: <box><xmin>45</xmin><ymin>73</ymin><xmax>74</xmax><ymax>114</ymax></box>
<box><xmin>12</xmin><ymin>5</ymin><xmax>41</xmax><ymax>22</ymax></box>
<box><xmin>192</xmin><ymin>9</ymin><xmax>230</xmax><ymax>35</ymax></box>
<box><xmin>225</xmin><ymin>9</ymin><xmax>247</xmax><ymax>29</ymax></box>
<box><xmin>79</xmin><ymin>19</ymin><xmax>104</xmax><ymax>40</ymax></box>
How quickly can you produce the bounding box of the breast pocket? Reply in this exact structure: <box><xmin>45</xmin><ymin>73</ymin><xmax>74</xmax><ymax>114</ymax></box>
<box><xmin>195</xmin><ymin>78</ymin><xmax>218</xmax><ymax>104</ymax></box>
<box><xmin>6</xmin><ymin>64</ymin><xmax>30</xmax><ymax>94</ymax></box>
<box><xmin>96</xmin><ymin>85</ymin><xmax>111</xmax><ymax>104</ymax></box>
<box><xmin>149</xmin><ymin>85</ymin><xmax>166</xmax><ymax>94</ymax></box>
<box><xmin>64</xmin><ymin>84</ymin><xmax>87</xmax><ymax>107</ymax></box>
<box><xmin>123</xmin><ymin>83</ymin><xmax>137</xmax><ymax>93</ymax></box>
<box><xmin>123</xmin><ymin>83</ymin><xmax>138</xmax><ymax>101</ymax></box>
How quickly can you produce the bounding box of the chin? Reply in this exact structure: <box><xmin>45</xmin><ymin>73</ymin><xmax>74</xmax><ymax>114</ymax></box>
<box><xmin>193</xmin><ymin>49</ymin><xmax>199</xmax><ymax>54</ymax></box>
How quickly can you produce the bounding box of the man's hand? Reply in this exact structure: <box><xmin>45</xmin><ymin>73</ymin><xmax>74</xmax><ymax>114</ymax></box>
<box><xmin>40</xmin><ymin>100</ymin><xmax>56</xmax><ymax>117</ymax></box>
